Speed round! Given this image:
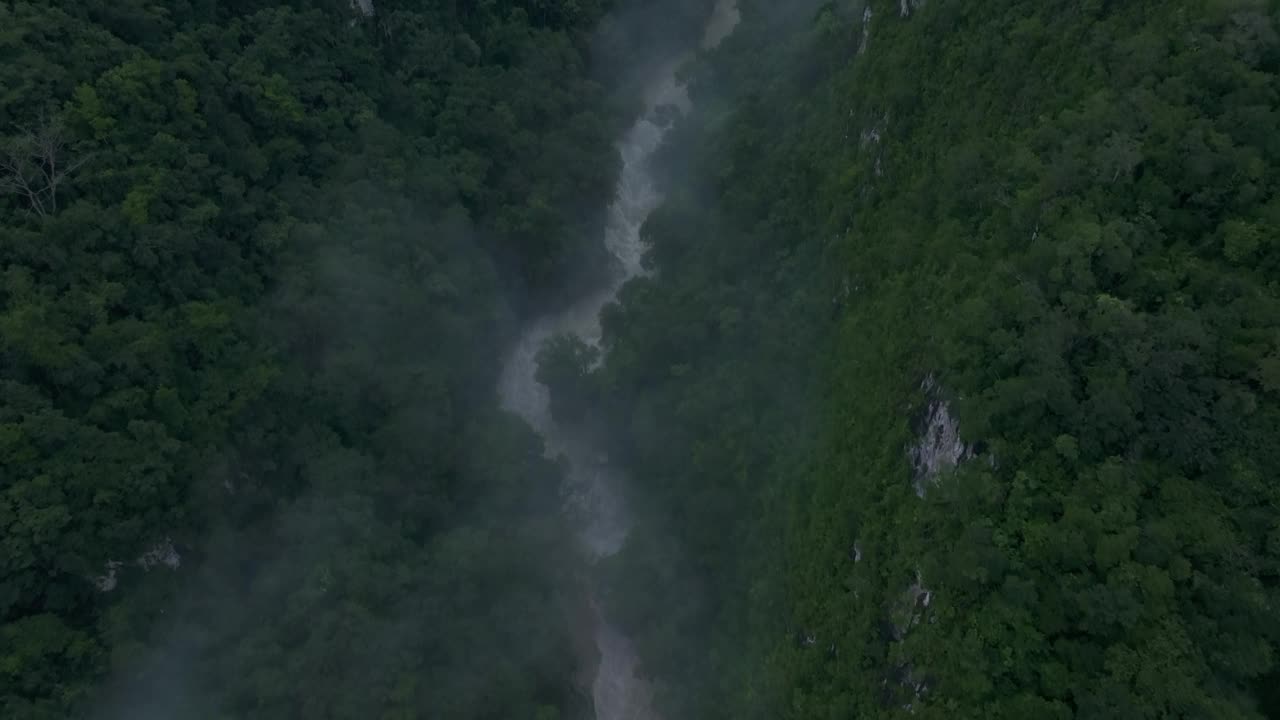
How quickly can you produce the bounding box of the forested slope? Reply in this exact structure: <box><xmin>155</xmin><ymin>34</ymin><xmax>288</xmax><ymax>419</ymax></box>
<box><xmin>584</xmin><ymin>1</ymin><xmax>1280</xmax><ymax>717</ymax></box>
<box><xmin>0</xmin><ymin>1</ymin><xmax>630</xmax><ymax>717</ymax></box>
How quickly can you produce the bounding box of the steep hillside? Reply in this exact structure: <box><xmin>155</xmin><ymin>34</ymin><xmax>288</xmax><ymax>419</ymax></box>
<box><xmin>589</xmin><ymin>1</ymin><xmax>1280</xmax><ymax>717</ymax></box>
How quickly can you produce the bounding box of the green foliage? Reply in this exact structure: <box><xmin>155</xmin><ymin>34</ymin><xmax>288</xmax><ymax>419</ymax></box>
<box><xmin>589</xmin><ymin>0</ymin><xmax>1280</xmax><ymax>718</ymax></box>
<box><xmin>0</xmin><ymin>0</ymin><xmax>624</xmax><ymax>717</ymax></box>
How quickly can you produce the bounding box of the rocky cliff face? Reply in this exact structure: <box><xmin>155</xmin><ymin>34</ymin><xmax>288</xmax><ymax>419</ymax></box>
<box><xmin>907</xmin><ymin>375</ymin><xmax>972</xmax><ymax>498</ymax></box>
<box><xmin>889</xmin><ymin>375</ymin><xmax>972</xmax><ymax>707</ymax></box>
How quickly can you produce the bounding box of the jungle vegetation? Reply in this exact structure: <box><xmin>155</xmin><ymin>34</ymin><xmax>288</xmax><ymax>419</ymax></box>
<box><xmin>576</xmin><ymin>1</ymin><xmax>1280</xmax><ymax>718</ymax></box>
<box><xmin>0</xmin><ymin>0</ymin><xmax>680</xmax><ymax>717</ymax></box>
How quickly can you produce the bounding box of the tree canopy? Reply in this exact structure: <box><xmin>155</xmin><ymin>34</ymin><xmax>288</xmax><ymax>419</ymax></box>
<box><xmin>0</xmin><ymin>0</ymin><xmax>637</xmax><ymax>717</ymax></box>
<box><xmin>5</xmin><ymin>0</ymin><xmax>1279</xmax><ymax>718</ymax></box>
<box><xmin>586</xmin><ymin>1</ymin><xmax>1280</xmax><ymax>718</ymax></box>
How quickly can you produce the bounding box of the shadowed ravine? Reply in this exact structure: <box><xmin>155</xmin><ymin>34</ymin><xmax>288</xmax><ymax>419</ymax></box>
<box><xmin>496</xmin><ymin>2</ymin><xmax>739</xmax><ymax>717</ymax></box>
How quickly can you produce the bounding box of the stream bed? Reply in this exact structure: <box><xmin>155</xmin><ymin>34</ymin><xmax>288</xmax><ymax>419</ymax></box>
<box><xmin>496</xmin><ymin>3</ymin><xmax>739</xmax><ymax>717</ymax></box>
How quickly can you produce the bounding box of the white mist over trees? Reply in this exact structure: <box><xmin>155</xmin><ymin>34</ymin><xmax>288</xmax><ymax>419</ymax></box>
<box><xmin>5</xmin><ymin>1</ymin><xmax>1280</xmax><ymax>719</ymax></box>
<box><xmin>0</xmin><ymin>1</ymin><xmax>708</xmax><ymax>718</ymax></box>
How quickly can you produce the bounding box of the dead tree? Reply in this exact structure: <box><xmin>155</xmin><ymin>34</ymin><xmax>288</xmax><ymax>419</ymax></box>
<box><xmin>1</xmin><ymin>117</ymin><xmax>89</xmax><ymax>217</ymax></box>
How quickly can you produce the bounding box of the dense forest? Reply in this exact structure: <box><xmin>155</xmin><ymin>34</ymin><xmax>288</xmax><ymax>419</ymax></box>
<box><xmin>5</xmin><ymin>0</ymin><xmax>1280</xmax><ymax>718</ymax></box>
<box><xmin>0</xmin><ymin>0</ymin><xmax>718</xmax><ymax>717</ymax></box>
<box><xmin>567</xmin><ymin>0</ymin><xmax>1280</xmax><ymax>718</ymax></box>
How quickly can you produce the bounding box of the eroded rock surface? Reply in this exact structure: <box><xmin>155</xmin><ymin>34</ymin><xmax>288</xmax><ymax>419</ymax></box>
<box><xmin>907</xmin><ymin>375</ymin><xmax>971</xmax><ymax>497</ymax></box>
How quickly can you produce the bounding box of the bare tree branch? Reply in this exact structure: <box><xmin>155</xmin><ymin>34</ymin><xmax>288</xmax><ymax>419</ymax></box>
<box><xmin>1</xmin><ymin>143</ymin><xmax>48</xmax><ymax>217</ymax></box>
<box><xmin>1</xmin><ymin>114</ymin><xmax>89</xmax><ymax>217</ymax></box>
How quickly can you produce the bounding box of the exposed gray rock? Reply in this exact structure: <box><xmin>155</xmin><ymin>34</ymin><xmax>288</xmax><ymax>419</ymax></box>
<box><xmin>907</xmin><ymin>374</ymin><xmax>971</xmax><ymax>497</ymax></box>
<box><xmin>890</xmin><ymin>570</ymin><xmax>932</xmax><ymax>640</ymax></box>
<box><xmin>888</xmin><ymin>375</ymin><xmax>963</xmax><ymax>710</ymax></box>
<box><xmin>136</xmin><ymin>537</ymin><xmax>181</xmax><ymax>570</ymax></box>
<box><xmin>900</xmin><ymin>0</ymin><xmax>926</xmax><ymax>17</ymax></box>
<box><xmin>859</xmin><ymin>6</ymin><xmax>873</xmax><ymax>55</ymax></box>
<box><xmin>900</xmin><ymin>665</ymin><xmax>930</xmax><ymax>713</ymax></box>
<box><xmin>350</xmin><ymin>0</ymin><xmax>374</xmax><ymax>17</ymax></box>
<box><xmin>860</xmin><ymin>112</ymin><xmax>889</xmax><ymax>146</ymax></box>
<box><xmin>859</xmin><ymin>113</ymin><xmax>889</xmax><ymax>177</ymax></box>
<box><xmin>887</xmin><ymin>572</ymin><xmax>935</xmax><ymax>709</ymax></box>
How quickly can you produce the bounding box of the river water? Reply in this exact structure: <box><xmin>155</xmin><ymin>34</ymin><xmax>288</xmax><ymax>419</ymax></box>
<box><xmin>495</xmin><ymin>2</ymin><xmax>739</xmax><ymax>718</ymax></box>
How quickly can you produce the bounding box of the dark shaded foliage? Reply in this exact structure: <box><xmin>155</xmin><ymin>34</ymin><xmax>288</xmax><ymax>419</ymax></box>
<box><xmin>589</xmin><ymin>1</ymin><xmax>1280</xmax><ymax>718</ymax></box>
<box><xmin>0</xmin><ymin>1</ymin><xmax>627</xmax><ymax>717</ymax></box>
